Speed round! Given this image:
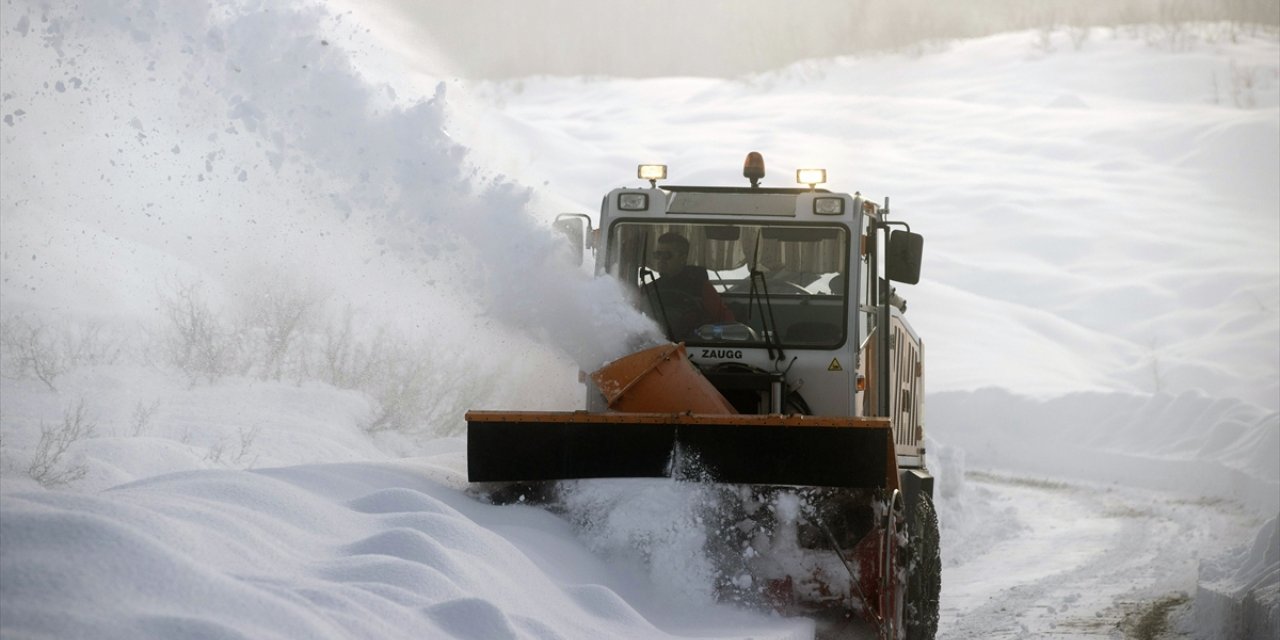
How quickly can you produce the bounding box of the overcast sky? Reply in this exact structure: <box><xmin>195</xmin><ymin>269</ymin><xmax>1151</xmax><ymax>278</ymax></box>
<box><xmin>339</xmin><ymin>0</ymin><xmax>1278</xmax><ymax>79</ymax></box>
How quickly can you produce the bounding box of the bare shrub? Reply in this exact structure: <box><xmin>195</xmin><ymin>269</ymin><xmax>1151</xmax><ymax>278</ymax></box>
<box><xmin>1032</xmin><ymin>26</ymin><xmax>1057</xmax><ymax>53</ymax></box>
<box><xmin>155</xmin><ymin>278</ymin><xmax>239</xmax><ymax>386</ymax></box>
<box><xmin>200</xmin><ymin>426</ymin><xmax>260</xmax><ymax>467</ymax></box>
<box><xmin>27</xmin><ymin>398</ymin><xmax>96</xmax><ymax>488</ymax></box>
<box><xmin>1229</xmin><ymin>60</ymin><xmax>1260</xmax><ymax>108</ymax></box>
<box><xmin>320</xmin><ymin>305</ymin><xmax>388</xmax><ymax>389</ymax></box>
<box><xmin>1067</xmin><ymin>24</ymin><xmax>1091</xmax><ymax>50</ymax></box>
<box><xmin>361</xmin><ymin>351</ymin><xmax>435</xmax><ymax>435</ymax></box>
<box><xmin>234</xmin><ymin>425</ymin><xmax>260</xmax><ymax>467</ymax></box>
<box><xmin>1</xmin><ymin>314</ymin><xmax>135</xmax><ymax>391</ymax></box>
<box><xmin>129</xmin><ymin>399</ymin><xmax>161</xmax><ymax>436</ymax></box>
<box><xmin>359</xmin><ymin>340</ymin><xmax>498</xmax><ymax>438</ymax></box>
<box><xmin>235</xmin><ymin>276</ymin><xmax>324</xmax><ymax>382</ymax></box>
<box><xmin>202</xmin><ymin>436</ymin><xmax>228</xmax><ymax>464</ymax></box>
<box><xmin>312</xmin><ymin>309</ymin><xmax>451</xmax><ymax>436</ymax></box>
<box><xmin>1148</xmin><ymin>336</ymin><xmax>1166</xmax><ymax>394</ymax></box>
<box><xmin>0</xmin><ymin>416</ymin><xmax>12</xmax><ymax>474</ymax></box>
<box><xmin>1151</xmin><ymin>1</ymin><xmax>1200</xmax><ymax>50</ymax></box>
<box><xmin>0</xmin><ymin>314</ymin><xmax>70</xmax><ymax>392</ymax></box>
<box><xmin>136</xmin><ymin>276</ymin><xmax>499</xmax><ymax>441</ymax></box>
<box><xmin>315</xmin><ymin>308</ymin><xmax>454</xmax><ymax>436</ymax></box>
<box><xmin>62</xmin><ymin>320</ymin><xmax>128</xmax><ymax>367</ymax></box>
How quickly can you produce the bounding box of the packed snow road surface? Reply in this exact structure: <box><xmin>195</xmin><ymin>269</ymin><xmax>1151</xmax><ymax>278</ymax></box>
<box><xmin>939</xmin><ymin>471</ymin><xmax>1258</xmax><ymax>639</ymax></box>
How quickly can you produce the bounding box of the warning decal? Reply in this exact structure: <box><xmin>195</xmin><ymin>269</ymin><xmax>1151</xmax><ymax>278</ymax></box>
<box><xmin>828</xmin><ymin>358</ymin><xmax>843</xmax><ymax>372</ymax></box>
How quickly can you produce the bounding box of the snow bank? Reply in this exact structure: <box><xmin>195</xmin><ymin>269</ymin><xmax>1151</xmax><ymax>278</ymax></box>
<box><xmin>930</xmin><ymin>388</ymin><xmax>1279</xmax><ymax>515</ymax></box>
<box><xmin>931</xmin><ymin>388</ymin><xmax>1280</xmax><ymax>636</ymax></box>
<box><xmin>1194</xmin><ymin>515</ymin><xmax>1280</xmax><ymax>639</ymax></box>
<box><xmin>0</xmin><ymin>460</ymin><xmax>810</xmax><ymax>639</ymax></box>
<box><xmin>0</xmin><ymin>367</ymin><xmax>385</xmax><ymax>493</ymax></box>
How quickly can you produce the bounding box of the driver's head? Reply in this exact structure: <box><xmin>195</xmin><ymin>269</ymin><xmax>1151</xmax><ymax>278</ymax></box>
<box><xmin>654</xmin><ymin>232</ymin><xmax>689</xmax><ymax>277</ymax></box>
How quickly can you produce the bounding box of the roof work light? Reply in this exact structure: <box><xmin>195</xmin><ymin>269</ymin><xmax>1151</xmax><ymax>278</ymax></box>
<box><xmin>638</xmin><ymin>164</ymin><xmax>667</xmax><ymax>188</ymax></box>
<box><xmin>796</xmin><ymin>168</ymin><xmax>827</xmax><ymax>189</ymax></box>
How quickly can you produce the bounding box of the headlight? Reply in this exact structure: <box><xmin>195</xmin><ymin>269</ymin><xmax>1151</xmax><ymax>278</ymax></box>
<box><xmin>814</xmin><ymin>197</ymin><xmax>845</xmax><ymax>215</ymax></box>
<box><xmin>618</xmin><ymin>192</ymin><xmax>649</xmax><ymax>211</ymax></box>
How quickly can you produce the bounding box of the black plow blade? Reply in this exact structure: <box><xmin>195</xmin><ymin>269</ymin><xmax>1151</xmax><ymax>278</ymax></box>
<box><xmin>466</xmin><ymin>411</ymin><xmax>893</xmax><ymax>489</ymax></box>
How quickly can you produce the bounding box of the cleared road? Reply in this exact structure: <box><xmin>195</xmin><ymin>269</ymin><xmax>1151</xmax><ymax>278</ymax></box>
<box><xmin>937</xmin><ymin>472</ymin><xmax>1258</xmax><ymax>639</ymax></box>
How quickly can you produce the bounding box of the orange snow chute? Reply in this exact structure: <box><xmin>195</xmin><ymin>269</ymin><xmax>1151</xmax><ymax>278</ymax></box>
<box><xmin>467</xmin><ymin>343</ymin><xmax>899</xmax><ymax>489</ymax></box>
<box><xmin>590</xmin><ymin>343</ymin><xmax>736</xmax><ymax>414</ymax></box>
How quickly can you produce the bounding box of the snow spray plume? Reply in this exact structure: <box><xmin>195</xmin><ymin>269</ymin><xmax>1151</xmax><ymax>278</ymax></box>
<box><xmin>554</xmin><ymin>479</ymin><xmax>841</xmax><ymax>609</ymax></box>
<box><xmin>0</xmin><ymin>0</ymin><xmax>658</xmax><ymax>373</ymax></box>
<box><xmin>557</xmin><ymin>479</ymin><xmax>724</xmax><ymax>607</ymax></box>
<box><xmin>440</xmin><ymin>175</ymin><xmax>664</xmax><ymax>370</ymax></box>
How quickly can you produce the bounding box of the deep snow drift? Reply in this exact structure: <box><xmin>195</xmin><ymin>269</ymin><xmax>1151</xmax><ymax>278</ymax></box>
<box><xmin>1</xmin><ymin>1</ymin><xmax>1277</xmax><ymax>638</ymax></box>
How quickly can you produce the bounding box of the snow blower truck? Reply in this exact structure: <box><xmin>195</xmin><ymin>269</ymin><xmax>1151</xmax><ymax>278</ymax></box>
<box><xmin>467</xmin><ymin>153</ymin><xmax>939</xmax><ymax>640</ymax></box>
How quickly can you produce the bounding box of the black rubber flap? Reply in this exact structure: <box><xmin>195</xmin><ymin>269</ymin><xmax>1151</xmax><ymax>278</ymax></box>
<box><xmin>467</xmin><ymin>418</ymin><xmax>888</xmax><ymax>488</ymax></box>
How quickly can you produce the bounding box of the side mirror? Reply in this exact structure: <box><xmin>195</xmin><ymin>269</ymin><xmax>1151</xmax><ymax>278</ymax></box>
<box><xmin>886</xmin><ymin>229</ymin><xmax>923</xmax><ymax>285</ymax></box>
<box><xmin>553</xmin><ymin>213</ymin><xmax>592</xmax><ymax>265</ymax></box>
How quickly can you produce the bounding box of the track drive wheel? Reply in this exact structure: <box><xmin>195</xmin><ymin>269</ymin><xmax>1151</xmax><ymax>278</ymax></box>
<box><xmin>904</xmin><ymin>492</ymin><xmax>941</xmax><ymax>640</ymax></box>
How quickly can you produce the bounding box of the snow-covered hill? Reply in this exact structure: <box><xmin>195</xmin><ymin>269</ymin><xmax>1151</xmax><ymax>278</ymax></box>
<box><xmin>1</xmin><ymin>1</ymin><xmax>1276</xmax><ymax>638</ymax></box>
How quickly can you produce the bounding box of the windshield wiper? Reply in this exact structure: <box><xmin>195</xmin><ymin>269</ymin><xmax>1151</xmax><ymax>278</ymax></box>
<box><xmin>637</xmin><ymin>234</ymin><xmax>677</xmax><ymax>340</ymax></box>
<box><xmin>747</xmin><ymin>235</ymin><xmax>785</xmax><ymax>362</ymax></box>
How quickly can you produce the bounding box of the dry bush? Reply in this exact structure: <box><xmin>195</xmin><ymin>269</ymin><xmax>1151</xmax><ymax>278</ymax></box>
<box><xmin>27</xmin><ymin>398</ymin><xmax>97</xmax><ymax>488</ymax></box>
<box><xmin>319</xmin><ymin>305</ymin><xmax>390</xmax><ymax>389</ymax></box>
<box><xmin>0</xmin><ymin>314</ymin><xmax>70</xmax><ymax>392</ymax></box>
<box><xmin>322</xmin><ymin>317</ymin><xmax>496</xmax><ymax>439</ymax></box>
<box><xmin>129</xmin><ymin>399</ymin><xmax>161</xmax><ymax>436</ymax></box>
<box><xmin>1228</xmin><ymin>60</ymin><xmax>1261</xmax><ymax>108</ymax></box>
<box><xmin>360</xmin><ymin>352</ymin><xmax>434</xmax><ymax>435</ymax></box>
<box><xmin>1</xmin><ymin>314</ymin><xmax>134</xmax><ymax>392</ymax></box>
<box><xmin>234</xmin><ymin>276</ymin><xmax>324</xmax><ymax>382</ymax></box>
<box><xmin>1067</xmin><ymin>24</ymin><xmax>1092</xmax><ymax>50</ymax></box>
<box><xmin>234</xmin><ymin>425</ymin><xmax>261</xmax><ymax>467</ymax></box>
<box><xmin>362</xmin><ymin>363</ymin><xmax>486</xmax><ymax>438</ymax></box>
<box><xmin>201</xmin><ymin>425</ymin><xmax>260</xmax><ymax>468</ymax></box>
<box><xmin>355</xmin><ymin>338</ymin><xmax>471</xmax><ymax>437</ymax></box>
<box><xmin>143</xmin><ymin>274</ymin><xmax>490</xmax><ymax>441</ymax></box>
<box><xmin>62</xmin><ymin>320</ymin><xmax>128</xmax><ymax>367</ymax></box>
<box><xmin>154</xmin><ymin>278</ymin><xmax>240</xmax><ymax>386</ymax></box>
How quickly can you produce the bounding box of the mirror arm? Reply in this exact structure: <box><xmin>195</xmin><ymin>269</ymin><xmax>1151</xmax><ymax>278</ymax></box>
<box><xmin>554</xmin><ymin>213</ymin><xmax>593</xmax><ymax>265</ymax></box>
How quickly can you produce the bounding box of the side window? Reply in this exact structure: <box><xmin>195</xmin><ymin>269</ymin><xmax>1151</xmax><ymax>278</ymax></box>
<box><xmin>860</xmin><ymin>219</ymin><xmax>874</xmax><ymax>346</ymax></box>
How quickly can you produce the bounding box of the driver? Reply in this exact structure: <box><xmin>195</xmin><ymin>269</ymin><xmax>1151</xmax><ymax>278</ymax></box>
<box><xmin>647</xmin><ymin>232</ymin><xmax>734</xmax><ymax>336</ymax></box>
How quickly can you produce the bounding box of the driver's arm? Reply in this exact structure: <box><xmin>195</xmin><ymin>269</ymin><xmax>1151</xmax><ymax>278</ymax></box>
<box><xmin>701</xmin><ymin>281</ymin><xmax>734</xmax><ymax>323</ymax></box>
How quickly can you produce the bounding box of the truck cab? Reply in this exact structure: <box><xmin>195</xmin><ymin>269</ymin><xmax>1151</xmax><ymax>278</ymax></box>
<box><xmin>562</xmin><ymin>154</ymin><xmax>927</xmax><ymax>471</ymax></box>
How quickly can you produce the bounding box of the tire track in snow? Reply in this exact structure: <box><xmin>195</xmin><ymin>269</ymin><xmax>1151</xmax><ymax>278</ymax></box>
<box><xmin>938</xmin><ymin>473</ymin><xmax>1256</xmax><ymax>639</ymax></box>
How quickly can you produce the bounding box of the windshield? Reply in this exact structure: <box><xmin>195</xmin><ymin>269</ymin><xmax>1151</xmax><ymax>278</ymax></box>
<box><xmin>605</xmin><ymin>221</ymin><xmax>849</xmax><ymax>348</ymax></box>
